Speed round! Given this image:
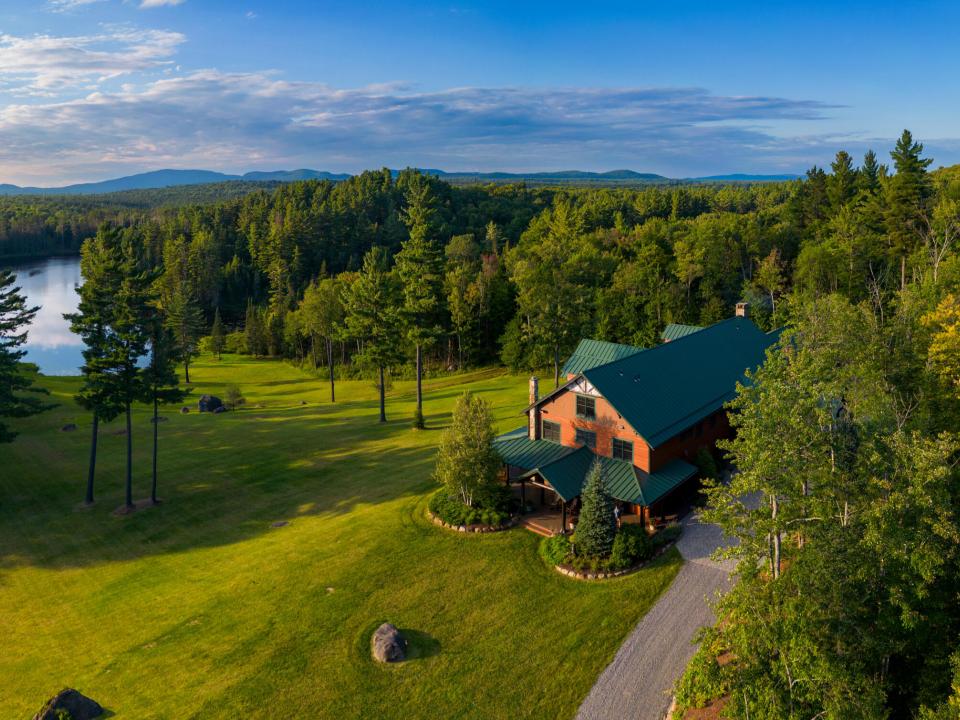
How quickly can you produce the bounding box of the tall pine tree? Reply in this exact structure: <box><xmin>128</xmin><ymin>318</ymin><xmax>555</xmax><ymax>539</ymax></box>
<box><xmin>66</xmin><ymin>230</ymin><xmax>125</xmax><ymax>505</ymax></box>
<box><xmin>343</xmin><ymin>247</ymin><xmax>404</xmax><ymax>422</ymax></box>
<box><xmin>396</xmin><ymin>178</ymin><xmax>444</xmax><ymax>428</ymax></box>
<box><xmin>885</xmin><ymin>129</ymin><xmax>934</xmax><ymax>289</ymax></box>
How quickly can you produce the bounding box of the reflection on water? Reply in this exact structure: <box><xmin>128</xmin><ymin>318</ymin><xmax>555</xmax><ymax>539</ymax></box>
<box><xmin>4</xmin><ymin>256</ymin><xmax>83</xmax><ymax>375</ymax></box>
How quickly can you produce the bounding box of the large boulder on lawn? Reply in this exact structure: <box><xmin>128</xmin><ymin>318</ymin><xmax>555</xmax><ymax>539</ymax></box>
<box><xmin>198</xmin><ymin>395</ymin><xmax>223</xmax><ymax>413</ymax></box>
<box><xmin>33</xmin><ymin>688</ymin><xmax>103</xmax><ymax>720</ymax></box>
<box><xmin>371</xmin><ymin>622</ymin><xmax>406</xmax><ymax>663</ymax></box>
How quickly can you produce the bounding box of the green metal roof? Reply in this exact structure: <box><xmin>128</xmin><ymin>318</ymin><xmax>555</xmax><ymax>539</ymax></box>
<box><xmin>518</xmin><ymin>449</ymin><xmax>697</xmax><ymax>506</ymax></box>
<box><xmin>561</xmin><ymin>338</ymin><xmax>644</xmax><ymax>376</ymax></box>
<box><xmin>661</xmin><ymin>323</ymin><xmax>704</xmax><ymax>342</ymax></box>
<box><xmin>493</xmin><ymin>428</ymin><xmax>575</xmax><ymax>469</ymax></box>
<box><xmin>584</xmin><ymin>317</ymin><xmax>779</xmax><ymax>448</ymax></box>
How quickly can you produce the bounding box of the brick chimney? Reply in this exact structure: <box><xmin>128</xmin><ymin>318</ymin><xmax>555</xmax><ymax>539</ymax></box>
<box><xmin>528</xmin><ymin>376</ymin><xmax>540</xmax><ymax>440</ymax></box>
<box><xmin>735</xmin><ymin>301</ymin><xmax>749</xmax><ymax>318</ymax></box>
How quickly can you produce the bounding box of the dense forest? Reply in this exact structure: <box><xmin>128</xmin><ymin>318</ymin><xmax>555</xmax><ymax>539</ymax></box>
<box><xmin>2</xmin><ymin>131</ymin><xmax>959</xmax><ymax>717</ymax></box>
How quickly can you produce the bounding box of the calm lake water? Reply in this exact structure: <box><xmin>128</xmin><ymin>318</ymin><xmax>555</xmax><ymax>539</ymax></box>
<box><xmin>5</xmin><ymin>255</ymin><xmax>83</xmax><ymax>375</ymax></box>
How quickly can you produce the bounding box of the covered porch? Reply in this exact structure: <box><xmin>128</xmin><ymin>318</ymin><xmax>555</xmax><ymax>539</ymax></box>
<box><xmin>493</xmin><ymin>427</ymin><xmax>699</xmax><ymax>538</ymax></box>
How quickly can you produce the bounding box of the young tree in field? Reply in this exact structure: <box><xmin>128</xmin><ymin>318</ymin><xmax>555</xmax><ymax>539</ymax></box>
<box><xmin>0</xmin><ymin>270</ymin><xmax>50</xmax><ymax>443</ymax></box>
<box><xmin>142</xmin><ymin>310</ymin><xmax>186</xmax><ymax>505</ymax></box>
<box><xmin>396</xmin><ymin>180</ymin><xmax>444</xmax><ymax>428</ymax></box>
<box><xmin>885</xmin><ymin>129</ymin><xmax>934</xmax><ymax>289</ymax></box>
<box><xmin>343</xmin><ymin>247</ymin><xmax>403</xmax><ymax>422</ymax></box>
<box><xmin>66</xmin><ymin>231</ymin><xmax>124</xmax><ymax>504</ymax></box>
<box><xmin>300</xmin><ymin>277</ymin><xmax>344</xmax><ymax>402</ymax></box>
<box><xmin>433</xmin><ymin>391</ymin><xmax>502</xmax><ymax>507</ymax></box>
<box><xmin>210</xmin><ymin>307</ymin><xmax>225</xmax><ymax>360</ymax></box>
<box><xmin>575</xmin><ymin>459</ymin><xmax>617</xmax><ymax>558</ymax></box>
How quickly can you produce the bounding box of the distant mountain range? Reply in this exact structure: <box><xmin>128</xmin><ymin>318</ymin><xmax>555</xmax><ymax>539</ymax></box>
<box><xmin>0</xmin><ymin>168</ymin><xmax>801</xmax><ymax>196</ymax></box>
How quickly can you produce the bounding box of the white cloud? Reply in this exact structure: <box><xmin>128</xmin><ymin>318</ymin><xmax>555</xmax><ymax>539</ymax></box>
<box><xmin>140</xmin><ymin>0</ymin><xmax>186</xmax><ymax>7</ymax></box>
<box><xmin>245</xmin><ymin>11</ymin><xmax>257</xmax><ymax>20</ymax></box>
<box><xmin>0</xmin><ymin>28</ymin><xmax>185</xmax><ymax>94</ymax></box>
<box><xmin>0</xmin><ymin>69</ymin><xmax>863</xmax><ymax>184</ymax></box>
<box><xmin>47</xmin><ymin>0</ymin><xmax>108</xmax><ymax>12</ymax></box>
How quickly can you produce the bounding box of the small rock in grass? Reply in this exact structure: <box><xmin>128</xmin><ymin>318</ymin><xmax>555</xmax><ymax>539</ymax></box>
<box><xmin>271</xmin><ymin>520</ymin><xmax>289</xmax><ymax>528</ymax></box>
<box><xmin>371</xmin><ymin>623</ymin><xmax>407</xmax><ymax>663</ymax></box>
<box><xmin>33</xmin><ymin>688</ymin><xmax>103</xmax><ymax>720</ymax></box>
<box><xmin>180</xmin><ymin>406</ymin><xmax>190</xmax><ymax>414</ymax></box>
<box><xmin>326</xmin><ymin>587</ymin><xmax>335</xmax><ymax>594</ymax></box>
<box><xmin>212</xmin><ymin>405</ymin><xmax>227</xmax><ymax>414</ymax></box>
<box><xmin>61</xmin><ymin>423</ymin><xmax>77</xmax><ymax>432</ymax></box>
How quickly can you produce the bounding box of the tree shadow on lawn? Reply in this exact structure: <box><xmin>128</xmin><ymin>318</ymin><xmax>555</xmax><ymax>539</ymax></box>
<box><xmin>0</xmin><ymin>403</ymin><xmax>441</xmax><ymax>573</ymax></box>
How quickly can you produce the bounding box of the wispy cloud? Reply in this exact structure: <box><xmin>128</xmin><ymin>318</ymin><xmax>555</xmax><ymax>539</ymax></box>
<box><xmin>47</xmin><ymin>0</ymin><xmax>108</xmax><ymax>12</ymax></box>
<box><xmin>0</xmin><ymin>68</ymin><xmax>862</xmax><ymax>184</ymax></box>
<box><xmin>140</xmin><ymin>0</ymin><xmax>186</xmax><ymax>7</ymax></box>
<box><xmin>0</xmin><ymin>28</ymin><xmax>184</xmax><ymax>94</ymax></box>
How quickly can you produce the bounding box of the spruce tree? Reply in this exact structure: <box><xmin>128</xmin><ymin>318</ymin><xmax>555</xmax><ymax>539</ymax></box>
<box><xmin>0</xmin><ymin>269</ymin><xmax>51</xmax><ymax>443</ymax></box>
<box><xmin>343</xmin><ymin>247</ymin><xmax>403</xmax><ymax>422</ymax></box>
<box><xmin>885</xmin><ymin>129</ymin><xmax>934</xmax><ymax>289</ymax></box>
<box><xmin>575</xmin><ymin>459</ymin><xmax>617</xmax><ymax>558</ymax></box>
<box><xmin>396</xmin><ymin>178</ymin><xmax>443</xmax><ymax>428</ymax></box>
<box><xmin>165</xmin><ymin>282</ymin><xmax>204</xmax><ymax>383</ymax></box>
<box><xmin>827</xmin><ymin>150</ymin><xmax>857</xmax><ymax>212</ymax></box>
<box><xmin>858</xmin><ymin>149</ymin><xmax>881</xmax><ymax>195</ymax></box>
<box><xmin>210</xmin><ymin>307</ymin><xmax>225</xmax><ymax>360</ymax></box>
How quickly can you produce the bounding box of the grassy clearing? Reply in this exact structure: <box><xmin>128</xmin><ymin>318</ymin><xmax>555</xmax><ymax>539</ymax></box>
<box><xmin>1</xmin><ymin>355</ymin><xmax>681</xmax><ymax>719</ymax></box>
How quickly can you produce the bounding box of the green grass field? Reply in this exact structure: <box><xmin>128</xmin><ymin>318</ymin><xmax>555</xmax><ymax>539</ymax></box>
<box><xmin>1</xmin><ymin>355</ymin><xmax>681</xmax><ymax>719</ymax></box>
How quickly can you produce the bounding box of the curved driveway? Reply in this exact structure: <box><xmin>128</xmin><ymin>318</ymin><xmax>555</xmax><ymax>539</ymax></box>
<box><xmin>575</xmin><ymin>514</ymin><xmax>735</xmax><ymax>720</ymax></box>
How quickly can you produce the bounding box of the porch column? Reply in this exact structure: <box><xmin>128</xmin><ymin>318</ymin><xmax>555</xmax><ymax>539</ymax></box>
<box><xmin>561</xmin><ymin>500</ymin><xmax>567</xmax><ymax>534</ymax></box>
<box><xmin>520</xmin><ymin>479</ymin><xmax>526</xmax><ymax>509</ymax></box>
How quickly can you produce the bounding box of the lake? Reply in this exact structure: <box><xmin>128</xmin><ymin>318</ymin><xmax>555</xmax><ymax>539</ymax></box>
<box><xmin>5</xmin><ymin>255</ymin><xmax>83</xmax><ymax>375</ymax></box>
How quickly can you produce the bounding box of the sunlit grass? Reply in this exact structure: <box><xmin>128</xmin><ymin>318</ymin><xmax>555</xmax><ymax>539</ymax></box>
<box><xmin>1</xmin><ymin>355</ymin><xmax>681</xmax><ymax>719</ymax></box>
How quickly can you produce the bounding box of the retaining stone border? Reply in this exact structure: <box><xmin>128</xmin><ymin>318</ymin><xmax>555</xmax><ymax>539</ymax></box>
<box><xmin>553</xmin><ymin>540</ymin><xmax>677</xmax><ymax>581</ymax></box>
<box><xmin>426</xmin><ymin>508</ymin><xmax>519</xmax><ymax>534</ymax></box>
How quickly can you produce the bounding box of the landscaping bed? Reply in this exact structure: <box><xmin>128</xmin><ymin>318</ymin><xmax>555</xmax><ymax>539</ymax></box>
<box><xmin>542</xmin><ymin>524</ymin><xmax>683</xmax><ymax>580</ymax></box>
<box><xmin>427</xmin><ymin>488</ymin><xmax>518</xmax><ymax>533</ymax></box>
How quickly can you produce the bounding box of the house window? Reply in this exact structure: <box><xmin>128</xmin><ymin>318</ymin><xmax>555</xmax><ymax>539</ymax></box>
<box><xmin>576</xmin><ymin>395</ymin><xmax>596</xmax><ymax>420</ymax></box>
<box><xmin>575</xmin><ymin>428</ymin><xmax>597</xmax><ymax>449</ymax></box>
<box><xmin>612</xmin><ymin>438</ymin><xmax>633</xmax><ymax>462</ymax></box>
<box><xmin>542</xmin><ymin>420</ymin><xmax>561</xmax><ymax>443</ymax></box>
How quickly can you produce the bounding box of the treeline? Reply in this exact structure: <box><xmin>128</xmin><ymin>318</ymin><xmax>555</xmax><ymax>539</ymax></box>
<box><xmin>0</xmin><ymin>181</ymin><xmax>282</xmax><ymax>259</ymax></box>
<box><xmin>85</xmin><ymin>133</ymin><xmax>957</xmax><ymax>396</ymax></box>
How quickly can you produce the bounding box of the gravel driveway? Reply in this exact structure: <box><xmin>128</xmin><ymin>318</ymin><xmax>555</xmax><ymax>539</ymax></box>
<box><xmin>575</xmin><ymin>513</ymin><xmax>736</xmax><ymax>720</ymax></box>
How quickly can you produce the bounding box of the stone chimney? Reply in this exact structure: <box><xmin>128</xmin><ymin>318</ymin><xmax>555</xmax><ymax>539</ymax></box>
<box><xmin>735</xmin><ymin>301</ymin><xmax>749</xmax><ymax>318</ymax></box>
<box><xmin>528</xmin><ymin>376</ymin><xmax>540</xmax><ymax>440</ymax></box>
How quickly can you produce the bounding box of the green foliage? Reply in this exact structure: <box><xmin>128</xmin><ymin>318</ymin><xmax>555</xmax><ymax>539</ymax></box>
<box><xmin>609</xmin><ymin>524</ymin><xmax>652</xmax><ymax>570</ymax></box>
<box><xmin>574</xmin><ymin>459</ymin><xmax>617</xmax><ymax>559</ymax></box>
<box><xmin>673</xmin><ymin>642</ymin><xmax>730</xmax><ymax>715</ymax></box>
<box><xmin>693</xmin><ymin>447</ymin><xmax>718</xmax><ymax>480</ymax></box>
<box><xmin>539</xmin><ymin>533</ymin><xmax>573</xmax><ymax>566</ymax></box>
<box><xmin>432</xmin><ymin>391</ymin><xmax>502</xmax><ymax>507</ymax></box>
<box><xmin>428</xmin><ymin>489</ymin><xmax>510</xmax><ymax>528</ymax></box>
<box><xmin>210</xmin><ymin>307</ymin><xmax>225</xmax><ymax>359</ymax></box>
<box><xmin>224</xmin><ymin>384</ymin><xmax>245</xmax><ymax>409</ymax></box>
<box><xmin>0</xmin><ymin>269</ymin><xmax>51</xmax><ymax>442</ymax></box>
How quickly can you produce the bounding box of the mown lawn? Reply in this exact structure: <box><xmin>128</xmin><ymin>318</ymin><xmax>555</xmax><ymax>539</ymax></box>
<box><xmin>1</xmin><ymin>355</ymin><xmax>681</xmax><ymax>719</ymax></box>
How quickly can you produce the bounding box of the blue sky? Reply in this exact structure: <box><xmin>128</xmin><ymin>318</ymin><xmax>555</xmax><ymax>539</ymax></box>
<box><xmin>0</xmin><ymin>0</ymin><xmax>958</xmax><ymax>184</ymax></box>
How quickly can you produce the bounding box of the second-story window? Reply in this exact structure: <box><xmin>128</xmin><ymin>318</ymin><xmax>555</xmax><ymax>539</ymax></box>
<box><xmin>612</xmin><ymin>438</ymin><xmax>633</xmax><ymax>462</ymax></box>
<box><xmin>575</xmin><ymin>428</ymin><xmax>597</xmax><ymax>449</ymax></box>
<box><xmin>542</xmin><ymin>420</ymin><xmax>561</xmax><ymax>443</ymax></box>
<box><xmin>576</xmin><ymin>395</ymin><xmax>596</xmax><ymax>420</ymax></box>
